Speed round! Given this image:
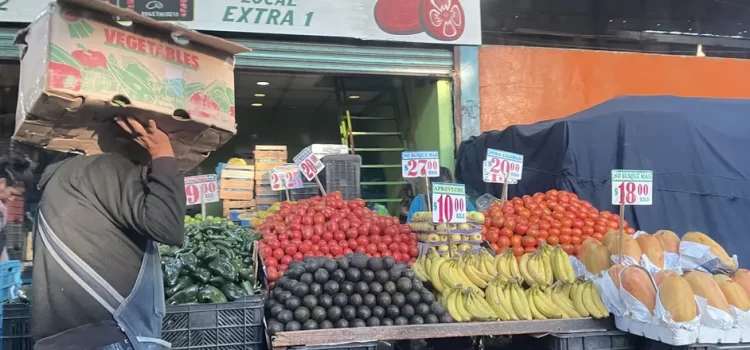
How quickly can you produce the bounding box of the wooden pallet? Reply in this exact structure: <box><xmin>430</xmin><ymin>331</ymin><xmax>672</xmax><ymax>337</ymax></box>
<box><xmin>220</xmin><ymin>165</ymin><xmax>254</xmax><ymax>201</ymax></box>
<box><xmin>254</xmin><ymin>145</ymin><xmax>287</xmax><ymax>161</ymax></box>
<box><xmin>222</xmin><ymin>200</ymin><xmax>256</xmax><ymax>218</ymax></box>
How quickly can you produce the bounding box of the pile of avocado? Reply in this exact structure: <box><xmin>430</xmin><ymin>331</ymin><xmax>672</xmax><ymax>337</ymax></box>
<box><xmin>266</xmin><ymin>253</ymin><xmax>453</xmax><ymax>334</ymax></box>
<box><xmin>160</xmin><ymin>214</ymin><xmax>262</xmax><ymax>305</ymax></box>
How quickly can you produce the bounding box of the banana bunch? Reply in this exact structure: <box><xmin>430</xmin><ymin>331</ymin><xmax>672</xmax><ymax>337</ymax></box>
<box><xmin>412</xmin><ymin>248</ymin><xmax>437</xmax><ymax>283</ymax></box>
<box><xmin>525</xmin><ymin>286</ymin><xmax>566</xmax><ymax>319</ymax></box>
<box><xmin>485</xmin><ymin>277</ymin><xmax>519</xmax><ymax>320</ymax></box>
<box><xmin>439</xmin><ymin>256</ymin><xmax>486</xmax><ymax>297</ymax></box>
<box><xmin>568</xmin><ymin>280</ymin><xmax>610</xmax><ymax>319</ymax></box>
<box><xmin>550</xmin><ymin>245</ymin><xmax>576</xmax><ymax>283</ymax></box>
<box><xmin>494</xmin><ymin>249</ymin><xmax>522</xmax><ymax>283</ymax></box>
<box><xmin>520</xmin><ymin>251</ymin><xmax>553</xmax><ymax>287</ymax></box>
<box><xmin>461</xmin><ymin>252</ymin><xmax>496</xmax><ymax>289</ymax></box>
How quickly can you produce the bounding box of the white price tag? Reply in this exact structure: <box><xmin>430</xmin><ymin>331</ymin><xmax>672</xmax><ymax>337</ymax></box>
<box><xmin>401</xmin><ymin>151</ymin><xmax>440</xmax><ymax>178</ymax></box>
<box><xmin>269</xmin><ymin>166</ymin><xmax>304</xmax><ymax>191</ymax></box>
<box><xmin>611</xmin><ymin>170</ymin><xmax>653</xmax><ymax>205</ymax></box>
<box><xmin>431</xmin><ymin>182</ymin><xmax>467</xmax><ymax>223</ymax></box>
<box><xmin>483</xmin><ymin>149</ymin><xmax>523</xmax><ymax>184</ymax></box>
<box><xmin>184</xmin><ymin>174</ymin><xmax>220</xmax><ymax>206</ymax></box>
<box><xmin>293</xmin><ymin>146</ymin><xmax>325</xmax><ymax>181</ymax></box>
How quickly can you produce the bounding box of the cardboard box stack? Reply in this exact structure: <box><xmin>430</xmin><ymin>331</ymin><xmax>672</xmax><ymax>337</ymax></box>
<box><xmin>13</xmin><ymin>0</ymin><xmax>247</xmax><ymax>171</ymax></box>
<box><xmin>254</xmin><ymin>145</ymin><xmax>286</xmax><ymax>207</ymax></box>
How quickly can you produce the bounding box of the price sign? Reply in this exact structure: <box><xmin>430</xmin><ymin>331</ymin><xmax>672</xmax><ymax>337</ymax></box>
<box><xmin>431</xmin><ymin>182</ymin><xmax>467</xmax><ymax>223</ymax></box>
<box><xmin>184</xmin><ymin>174</ymin><xmax>220</xmax><ymax>206</ymax></box>
<box><xmin>401</xmin><ymin>151</ymin><xmax>440</xmax><ymax>178</ymax></box>
<box><xmin>483</xmin><ymin>149</ymin><xmax>523</xmax><ymax>184</ymax></box>
<box><xmin>611</xmin><ymin>170</ymin><xmax>653</xmax><ymax>205</ymax></box>
<box><xmin>269</xmin><ymin>166</ymin><xmax>304</xmax><ymax>191</ymax></box>
<box><xmin>293</xmin><ymin>146</ymin><xmax>325</xmax><ymax>181</ymax></box>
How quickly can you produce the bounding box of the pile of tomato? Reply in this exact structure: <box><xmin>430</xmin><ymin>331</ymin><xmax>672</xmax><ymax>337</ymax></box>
<box><xmin>482</xmin><ymin>189</ymin><xmax>634</xmax><ymax>257</ymax></box>
<box><xmin>257</xmin><ymin>192</ymin><xmax>418</xmax><ymax>286</ymax></box>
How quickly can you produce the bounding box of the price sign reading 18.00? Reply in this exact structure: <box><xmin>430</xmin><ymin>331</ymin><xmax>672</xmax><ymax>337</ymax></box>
<box><xmin>483</xmin><ymin>149</ymin><xmax>523</xmax><ymax>184</ymax></box>
<box><xmin>432</xmin><ymin>182</ymin><xmax>467</xmax><ymax>223</ymax></box>
<box><xmin>293</xmin><ymin>147</ymin><xmax>325</xmax><ymax>181</ymax></box>
<box><xmin>611</xmin><ymin>170</ymin><xmax>653</xmax><ymax>205</ymax></box>
<box><xmin>401</xmin><ymin>151</ymin><xmax>440</xmax><ymax>178</ymax></box>
<box><xmin>184</xmin><ymin>174</ymin><xmax>220</xmax><ymax>206</ymax></box>
<box><xmin>269</xmin><ymin>166</ymin><xmax>304</xmax><ymax>191</ymax></box>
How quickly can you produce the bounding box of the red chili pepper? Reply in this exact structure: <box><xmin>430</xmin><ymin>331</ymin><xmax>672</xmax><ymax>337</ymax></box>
<box><xmin>71</xmin><ymin>47</ymin><xmax>107</xmax><ymax>69</ymax></box>
<box><xmin>187</xmin><ymin>92</ymin><xmax>220</xmax><ymax>118</ymax></box>
<box><xmin>48</xmin><ymin>62</ymin><xmax>82</xmax><ymax>91</ymax></box>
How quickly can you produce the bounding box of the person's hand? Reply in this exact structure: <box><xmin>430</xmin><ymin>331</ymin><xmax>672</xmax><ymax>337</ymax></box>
<box><xmin>115</xmin><ymin>117</ymin><xmax>174</xmax><ymax>159</ymax></box>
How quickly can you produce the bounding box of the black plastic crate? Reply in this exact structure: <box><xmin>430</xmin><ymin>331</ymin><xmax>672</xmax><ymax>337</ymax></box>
<box><xmin>320</xmin><ymin>155</ymin><xmax>361</xmax><ymax>200</ymax></box>
<box><xmin>548</xmin><ymin>331</ymin><xmax>637</xmax><ymax>350</ymax></box>
<box><xmin>290</xmin><ymin>342</ymin><xmax>379</xmax><ymax>350</ymax></box>
<box><xmin>162</xmin><ymin>297</ymin><xmax>265</xmax><ymax>350</ymax></box>
<box><xmin>289</xmin><ymin>182</ymin><xmax>320</xmax><ymax>201</ymax></box>
<box><xmin>1</xmin><ymin>303</ymin><xmax>32</xmax><ymax>350</ymax></box>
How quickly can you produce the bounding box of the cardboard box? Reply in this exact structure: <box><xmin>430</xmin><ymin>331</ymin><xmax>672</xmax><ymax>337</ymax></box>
<box><xmin>13</xmin><ymin>0</ymin><xmax>248</xmax><ymax>170</ymax></box>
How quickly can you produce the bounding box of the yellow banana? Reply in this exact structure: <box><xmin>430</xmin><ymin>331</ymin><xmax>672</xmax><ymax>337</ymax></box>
<box><xmin>412</xmin><ymin>257</ymin><xmax>429</xmax><ymax>282</ymax></box>
<box><xmin>508</xmin><ymin>253</ymin><xmax>522</xmax><ymax>279</ymax></box>
<box><xmin>495</xmin><ymin>251</ymin><xmax>511</xmax><ymax>277</ymax></box>
<box><xmin>444</xmin><ymin>287</ymin><xmax>467</xmax><ymax>322</ymax></box>
<box><xmin>464</xmin><ymin>263</ymin><xmax>490</xmax><ymax>289</ymax></box>
<box><xmin>551</xmin><ymin>285</ymin><xmax>581</xmax><ymax>318</ymax></box>
<box><xmin>541</xmin><ymin>252</ymin><xmax>554</xmax><ymax>286</ymax></box>
<box><xmin>583</xmin><ymin>282</ymin><xmax>607</xmax><ymax>318</ymax></box>
<box><xmin>527</xmin><ymin>254</ymin><xmax>548</xmax><ymax>287</ymax></box>
<box><xmin>454</xmin><ymin>262</ymin><xmax>485</xmax><ymax>296</ymax></box>
<box><xmin>559</xmin><ymin>247</ymin><xmax>576</xmax><ymax>283</ymax></box>
<box><xmin>561</xmin><ymin>282</ymin><xmax>573</xmax><ymax>298</ymax></box>
<box><xmin>482</xmin><ymin>252</ymin><xmax>499</xmax><ymax>276</ymax></box>
<box><xmin>518</xmin><ymin>253</ymin><xmax>535</xmax><ymax>285</ymax></box>
<box><xmin>571</xmin><ymin>282</ymin><xmax>591</xmax><ymax>317</ymax></box>
<box><xmin>468</xmin><ymin>262</ymin><xmax>494</xmax><ymax>287</ymax></box>
<box><xmin>465</xmin><ymin>289</ymin><xmax>497</xmax><ymax>321</ymax></box>
<box><xmin>526</xmin><ymin>288</ymin><xmax>547</xmax><ymax>320</ymax></box>
<box><xmin>439</xmin><ymin>260</ymin><xmax>460</xmax><ymax>287</ymax></box>
<box><xmin>501</xmin><ymin>284</ymin><xmax>519</xmax><ymax>320</ymax></box>
<box><xmin>532</xmin><ymin>287</ymin><xmax>564</xmax><ymax>319</ymax></box>
<box><xmin>589</xmin><ymin>282</ymin><xmax>610</xmax><ymax>318</ymax></box>
<box><xmin>453</xmin><ymin>287</ymin><xmax>473</xmax><ymax>321</ymax></box>
<box><xmin>430</xmin><ymin>256</ymin><xmax>448</xmax><ymax>293</ymax></box>
<box><xmin>485</xmin><ymin>281</ymin><xmax>513</xmax><ymax>321</ymax></box>
<box><xmin>510</xmin><ymin>282</ymin><xmax>532</xmax><ymax>320</ymax></box>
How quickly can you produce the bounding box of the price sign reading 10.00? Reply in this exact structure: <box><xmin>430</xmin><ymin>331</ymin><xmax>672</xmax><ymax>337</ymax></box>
<box><xmin>611</xmin><ymin>170</ymin><xmax>653</xmax><ymax>205</ymax></box>
<box><xmin>483</xmin><ymin>149</ymin><xmax>523</xmax><ymax>184</ymax></box>
<box><xmin>293</xmin><ymin>146</ymin><xmax>325</xmax><ymax>181</ymax></box>
<box><xmin>432</xmin><ymin>182</ymin><xmax>467</xmax><ymax>223</ymax></box>
<box><xmin>184</xmin><ymin>174</ymin><xmax>220</xmax><ymax>206</ymax></box>
<box><xmin>269</xmin><ymin>166</ymin><xmax>304</xmax><ymax>191</ymax></box>
<box><xmin>401</xmin><ymin>151</ymin><xmax>440</xmax><ymax>178</ymax></box>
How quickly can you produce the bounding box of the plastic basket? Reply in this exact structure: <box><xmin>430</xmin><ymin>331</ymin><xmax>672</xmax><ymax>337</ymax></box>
<box><xmin>162</xmin><ymin>296</ymin><xmax>265</xmax><ymax>350</ymax></box>
<box><xmin>0</xmin><ymin>262</ymin><xmax>20</xmax><ymax>303</ymax></box>
<box><xmin>289</xmin><ymin>182</ymin><xmax>319</xmax><ymax>201</ymax></box>
<box><xmin>320</xmin><ymin>155</ymin><xmax>361</xmax><ymax>200</ymax></box>
<box><xmin>290</xmin><ymin>342</ymin><xmax>378</xmax><ymax>350</ymax></box>
<box><xmin>548</xmin><ymin>331</ymin><xmax>637</xmax><ymax>350</ymax></box>
<box><xmin>1</xmin><ymin>303</ymin><xmax>32</xmax><ymax>350</ymax></box>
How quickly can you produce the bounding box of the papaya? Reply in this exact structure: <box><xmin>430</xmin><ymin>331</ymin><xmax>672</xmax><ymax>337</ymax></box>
<box><xmin>654</xmin><ymin>270</ymin><xmax>679</xmax><ymax>287</ymax></box>
<box><xmin>684</xmin><ymin>271</ymin><xmax>731</xmax><ymax>313</ymax></box>
<box><xmin>655</xmin><ymin>230</ymin><xmax>680</xmax><ymax>254</ymax></box>
<box><xmin>659</xmin><ymin>275</ymin><xmax>698</xmax><ymax>322</ymax></box>
<box><xmin>621</xmin><ymin>265</ymin><xmax>657</xmax><ymax>314</ymax></box>
<box><xmin>578</xmin><ymin>238</ymin><xmax>599</xmax><ymax>259</ymax></box>
<box><xmin>636</xmin><ymin>234</ymin><xmax>665</xmax><ymax>268</ymax></box>
<box><xmin>682</xmin><ymin>232</ymin><xmax>735</xmax><ymax>269</ymax></box>
<box><xmin>732</xmin><ymin>269</ymin><xmax>750</xmax><ymax>298</ymax></box>
<box><xmin>608</xmin><ymin>264</ymin><xmax>625</xmax><ymax>288</ymax></box>
<box><xmin>602</xmin><ymin>230</ymin><xmax>619</xmax><ymax>251</ymax></box>
<box><xmin>718</xmin><ymin>280</ymin><xmax>750</xmax><ymax>311</ymax></box>
<box><xmin>712</xmin><ymin>274</ymin><xmax>732</xmax><ymax>284</ymax></box>
<box><xmin>608</xmin><ymin>234</ymin><xmax>642</xmax><ymax>263</ymax></box>
<box><xmin>581</xmin><ymin>241</ymin><xmax>611</xmax><ymax>276</ymax></box>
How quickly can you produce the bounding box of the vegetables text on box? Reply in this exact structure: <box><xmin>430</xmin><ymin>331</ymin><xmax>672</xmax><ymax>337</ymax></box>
<box><xmin>401</xmin><ymin>151</ymin><xmax>440</xmax><ymax>178</ymax></box>
<box><xmin>611</xmin><ymin>170</ymin><xmax>653</xmax><ymax>205</ymax></box>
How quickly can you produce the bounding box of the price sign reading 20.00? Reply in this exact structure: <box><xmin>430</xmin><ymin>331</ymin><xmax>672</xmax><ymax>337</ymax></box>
<box><xmin>401</xmin><ymin>151</ymin><xmax>440</xmax><ymax>178</ymax></box>
<box><xmin>483</xmin><ymin>149</ymin><xmax>523</xmax><ymax>184</ymax></box>
<box><xmin>611</xmin><ymin>170</ymin><xmax>653</xmax><ymax>205</ymax></box>
<box><xmin>432</xmin><ymin>182</ymin><xmax>467</xmax><ymax>223</ymax></box>
<box><xmin>184</xmin><ymin>174</ymin><xmax>220</xmax><ymax>206</ymax></box>
<box><xmin>293</xmin><ymin>147</ymin><xmax>325</xmax><ymax>181</ymax></box>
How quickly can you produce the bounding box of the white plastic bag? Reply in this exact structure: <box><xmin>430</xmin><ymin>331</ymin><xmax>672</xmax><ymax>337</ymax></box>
<box><xmin>654</xmin><ymin>284</ymin><xmax>701</xmax><ymax>330</ymax></box>
<box><xmin>593</xmin><ymin>271</ymin><xmax>626</xmax><ymax>316</ymax></box>
<box><xmin>695</xmin><ymin>296</ymin><xmax>735</xmax><ymax>330</ymax></box>
<box><xmin>680</xmin><ymin>241</ymin><xmax>738</xmax><ymax>274</ymax></box>
<box><xmin>618</xmin><ymin>265</ymin><xmax>658</xmax><ymax>324</ymax></box>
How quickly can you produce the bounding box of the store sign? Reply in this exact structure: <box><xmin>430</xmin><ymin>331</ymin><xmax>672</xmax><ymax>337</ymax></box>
<box><xmin>611</xmin><ymin>170</ymin><xmax>653</xmax><ymax>205</ymax></box>
<box><xmin>269</xmin><ymin>165</ymin><xmax>303</xmax><ymax>191</ymax></box>
<box><xmin>0</xmin><ymin>0</ymin><xmax>481</xmax><ymax>46</ymax></box>
<box><xmin>401</xmin><ymin>151</ymin><xmax>440</xmax><ymax>178</ymax></box>
<box><xmin>432</xmin><ymin>182</ymin><xmax>466</xmax><ymax>223</ymax></box>
<box><xmin>293</xmin><ymin>146</ymin><xmax>325</xmax><ymax>181</ymax></box>
<box><xmin>184</xmin><ymin>174</ymin><xmax>220</xmax><ymax>206</ymax></box>
<box><xmin>483</xmin><ymin>149</ymin><xmax>523</xmax><ymax>184</ymax></box>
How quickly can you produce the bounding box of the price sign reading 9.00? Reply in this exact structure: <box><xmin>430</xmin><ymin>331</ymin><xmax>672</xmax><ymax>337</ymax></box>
<box><xmin>611</xmin><ymin>170</ymin><xmax>653</xmax><ymax>205</ymax></box>
<box><xmin>432</xmin><ymin>182</ymin><xmax>467</xmax><ymax>223</ymax></box>
<box><xmin>483</xmin><ymin>149</ymin><xmax>523</xmax><ymax>184</ymax></box>
<box><xmin>401</xmin><ymin>151</ymin><xmax>440</xmax><ymax>178</ymax></box>
<box><xmin>184</xmin><ymin>174</ymin><xmax>220</xmax><ymax>206</ymax></box>
<box><xmin>269</xmin><ymin>166</ymin><xmax>304</xmax><ymax>191</ymax></box>
<box><xmin>293</xmin><ymin>146</ymin><xmax>325</xmax><ymax>181</ymax></box>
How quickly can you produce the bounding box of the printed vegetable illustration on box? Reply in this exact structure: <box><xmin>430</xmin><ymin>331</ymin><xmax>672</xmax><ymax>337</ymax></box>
<box><xmin>374</xmin><ymin>0</ymin><xmax>465</xmax><ymax>41</ymax></box>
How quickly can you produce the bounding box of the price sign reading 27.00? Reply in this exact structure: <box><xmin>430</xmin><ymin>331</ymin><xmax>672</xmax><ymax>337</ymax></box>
<box><xmin>269</xmin><ymin>166</ymin><xmax>304</xmax><ymax>191</ymax></box>
<box><xmin>611</xmin><ymin>170</ymin><xmax>653</xmax><ymax>205</ymax></box>
<box><xmin>483</xmin><ymin>149</ymin><xmax>523</xmax><ymax>184</ymax></box>
<box><xmin>184</xmin><ymin>174</ymin><xmax>220</xmax><ymax>206</ymax></box>
<box><xmin>401</xmin><ymin>151</ymin><xmax>440</xmax><ymax>178</ymax></box>
<box><xmin>293</xmin><ymin>147</ymin><xmax>325</xmax><ymax>181</ymax></box>
<box><xmin>432</xmin><ymin>182</ymin><xmax>467</xmax><ymax>223</ymax></box>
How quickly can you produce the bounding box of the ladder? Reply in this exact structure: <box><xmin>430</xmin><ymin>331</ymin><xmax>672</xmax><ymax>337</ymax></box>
<box><xmin>335</xmin><ymin>77</ymin><xmax>409</xmax><ymax>207</ymax></box>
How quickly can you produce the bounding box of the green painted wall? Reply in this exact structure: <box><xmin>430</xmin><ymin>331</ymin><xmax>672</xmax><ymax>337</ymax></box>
<box><xmin>409</xmin><ymin>79</ymin><xmax>455</xmax><ymax>174</ymax></box>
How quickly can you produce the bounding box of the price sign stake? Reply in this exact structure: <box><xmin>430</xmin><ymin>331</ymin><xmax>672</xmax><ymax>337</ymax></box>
<box><xmin>184</xmin><ymin>174</ymin><xmax>220</xmax><ymax>220</ymax></box>
<box><xmin>611</xmin><ymin>169</ymin><xmax>653</xmax><ymax>263</ymax></box>
<box><xmin>402</xmin><ymin>151</ymin><xmax>440</xmax><ymax>211</ymax></box>
<box><xmin>432</xmin><ymin>182</ymin><xmax>467</xmax><ymax>257</ymax></box>
<box><xmin>483</xmin><ymin>149</ymin><xmax>523</xmax><ymax>204</ymax></box>
<box><xmin>293</xmin><ymin>146</ymin><xmax>326</xmax><ymax>195</ymax></box>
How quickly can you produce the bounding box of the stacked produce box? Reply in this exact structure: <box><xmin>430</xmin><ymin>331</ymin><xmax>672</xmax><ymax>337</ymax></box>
<box><xmin>254</xmin><ymin>146</ymin><xmax>287</xmax><ymax>209</ymax></box>
<box><xmin>219</xmin><ymin>163</ymin><xmax>256</xmax><ymax>218</ymax></box>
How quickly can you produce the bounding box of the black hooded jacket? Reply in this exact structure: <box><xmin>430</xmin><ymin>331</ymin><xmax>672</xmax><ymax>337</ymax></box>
<box><xmin>31</xmin><ymin>153</ymin><xmax>185</xmax><ymax>349</ymax></box>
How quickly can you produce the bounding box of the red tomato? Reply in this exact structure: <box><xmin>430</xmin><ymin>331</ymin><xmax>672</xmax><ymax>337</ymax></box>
<box><xmin>559</xmin><ymin>235</ymin><xmax>572</xmax><ymax>245</ymax></box>
<box><xmin>321</xmin><ymin>231</ymin><xmax>334</xmax><ymax>242</ymax></box>
<box><xmin>512</xmin><ymin>246</ymin><xmax>525</xmax><ymax>256</ymax></box>
<box><xmin>499</xmin><ymin>228</ymin><xmax>514</xmax><ymax>238</ymax></box>
<box><xmin>313</xmin><ymin>224</ymin><xmax>325</xmax><ymax>235</ymax></box>
<box><xmin>384</xmin><ymin>226</ymin><xmax>398</xmax><ymax>236</ymax></box>
<box><xmin>366</xmin><ymin>243</ymin><xmax>378</xmax><ymax>255</ymax></box>
<box><xmin>280</xmin><ymin>255</ymin><xmax>293</xmax><ymax>266</ymax></box>
<box><xmin>562</xmin><ymin>244</ymin><xmax>575</xmax><ymax>255</ymax></box>
<box><xmin>339</xmin><ymin>219</ymin><xmax>351</xmax><ymax>231</ymax></box>
<box><xmin>510</xmin><ymin>235</ymin><xmax>522</xmax><ymax>247</ymax></box>
<box><xmin>370</xmin><ymin>235</ymin><xmax>382</xmax><ymax>245</ymax></box>
<box><xmin>320</xmin><ymin>245</ymin><xmax>330</xmax><ymax>255</ymax></box>
<box><xmin>326</xmin><ymin>221</ymin><xmax>339</xmax><ymax>233</ymax></box>
<box><xmin>486</xmin><ymin>229</ymin><xmax>500</xmax><ymax>243</ymax></box>
<box><xmin>498</xmin><ymin>236</ymin><xmax>511</xmax><ymax>247</ymax></box>
<box><xmin>266</xmin><ymin>267</ymin><xmax>279</xmax><ymax>282</ymax></box>
<box><xmin>261</xmin><ymin>246</ymin><xmax>272</xmax><ymax>258</ymax></box>
<box><xmin>272</xmin><ymin>248</ymin><xmax>285</xmax><ymax>260</ymax></box>
<box><xmin>313</xmin><ymin>214</ymin><xmax>325</xmax><ymax>225</ymax></box>
<box><xmin>491</xmin><ymin>216</ymin><xmax>505</xmax><ymax>228</ymax></box>
<box><xmin>399</xmin><ymin>225</ymin><xmax>412</xmax><ymax>234</ymax></box>
<box><xmin>521</xmin><ymin>236</ymin><xmax>536</xmax><ymax>248</ymax></box>
<box><xmin>381</xmin><ymin>235</ymin><xmax>393</xmax><ymax>245</ymax></box>
<box><xmin>409</xmin><ymin>246</ymin><xmax>419</xmax><ymax>257</ymax></box>
<box><xmin>301</xmin><ymin>227</ymin><xmax>314</xmax><ymax>240</ymax></box>
<box><xmin>292</xmin><ymin>252</ymin><xmax>303</xmax><ymax>261</ymax></box>
<box><xmin>357</xmin><ymin>236</ymin><xmax>369</xmax><ymax>247</ymax></box>
<box><xmin>330</xmin><ymin>245</ymin><xmax>343</xmax><ymax>256</ymax></box>
<box><xmin>264</xmin><ymin>257</ymin><xmax>278</xmax><ymax>268</ymax></box>
<box><xmin>345</xmin><ymin>228</ymin><xmax>359</xmax><ymax>240</ymax></box>
<box><xmin>297</xmin><ymin>244</ymin><xmax>311</xmax><ymax>254</ymax></box>
<box><xmin>547</xmin><ymin>235</ymin><xmax>559</xmax><ymax>246</ymax></box>
<box><xmin>377</xmin><ymin>243</ymin><xmax>388</xmax><ymax>253</ymax></box>
<box><xmin>301</xmin><ymin>215</ymin><xmax>314</xmax><ymax>226</ymax></box>
<box><xmin>399</xmin><ymin>243</ymin><xmax>410</xmax><ymax>254</ymax></box>
<box><xmin>524</xmin><ymin>247</ymin><xmax>537</xmax><ymax>253</ymax></box>
<box><xmin>310</xmin><ymin>235</ymin><xmax>321</xmax><ymax>244</ymax></box>
<box><xmin>514</xmin><ymin>224</ymin><xmax>529</xmax><ymax>235</ymax></box>
<box><xmin>284</xmin><ymin>245</ymin><xmax>298</xmax><ymax>255</ymax></box>
<box><xmin>389</xmin><ymin>242</ymin><xmax>400</xmax><ymax>253</ymax></box>
<box><xmin>333</xmin><ymin>231</ymin><xmax>346</xmax><ymax>241</ymax></box>
<box><xmin>391</xmin><ymin>251</ymin><xmax>403</xmax><ymax>262</ymax></box>
<box><xmin>355</xmin><ymin>246</ymin><xmax>366</xmax><ymax>253</ymax></box>
<box><xmin>348</xmin><ymin>239</ymin><xmax>359</xmax><ymax>250</ymax></box>
<box><xmin>369</xmin><ymin>225</ymin><xmax>382</xmax><ymax>236</ymax></box>
<box><xmin>267</xmin><ymin>240</ymin><xmax>281</xmax><ymax>250</ymax></box>
<box><xmin>358</xmin><ymin>225</ymin><xmax>370</xmax><ymax>237</ymax></box>
<box><xmin>343</xmin><ymin>248</ymin><xmax>353</xmax><ymax>255</ymax></box>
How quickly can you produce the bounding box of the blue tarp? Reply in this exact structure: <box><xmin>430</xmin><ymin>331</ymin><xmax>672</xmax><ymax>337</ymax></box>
<box><xmin>456</xmin><ymin>96</ymin><xmax>750</xmax><ymax>266</ymax></box>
